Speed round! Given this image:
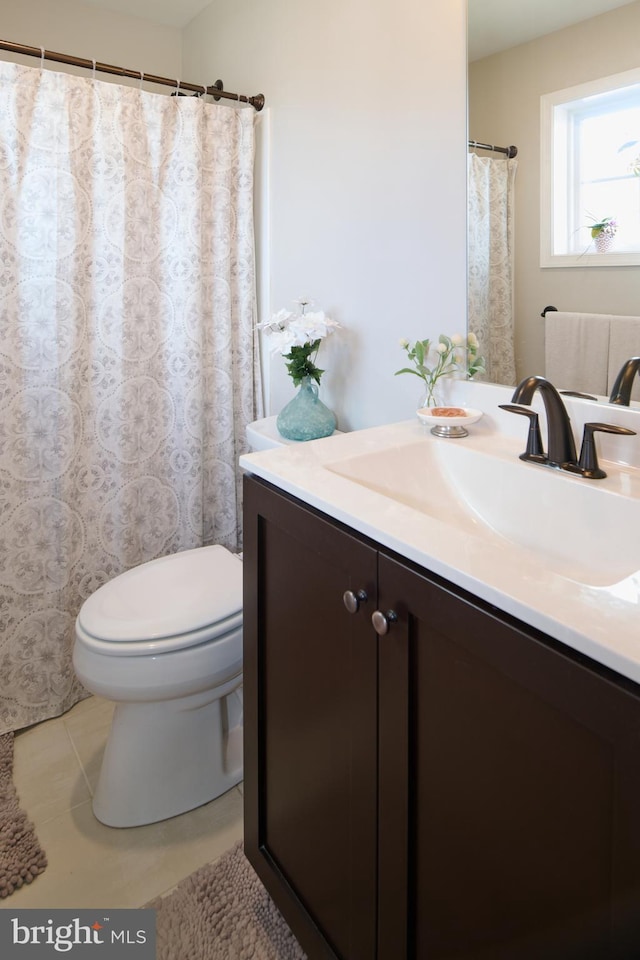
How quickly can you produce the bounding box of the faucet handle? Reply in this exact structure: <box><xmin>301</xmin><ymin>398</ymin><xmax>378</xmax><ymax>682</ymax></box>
<box><xmin>572</xmin><ymin>422</ymin><xmax>636</xmax><ymax>480</ymax></box>
<box><xmin>559</xmin><ymin>390</ymin><xmax>598</xmax><ymax>402</ymax></box>
<box><xmin>498</xmin><ymin>404</ymin><xmax>545</xmax><ymax>461</ymax></box>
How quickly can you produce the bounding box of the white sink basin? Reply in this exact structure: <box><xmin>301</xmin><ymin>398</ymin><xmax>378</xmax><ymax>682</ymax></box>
<box><xmin>326</xmin><ymin>437</ymin><xmax>640</xmax><ymax>587</ymax></box>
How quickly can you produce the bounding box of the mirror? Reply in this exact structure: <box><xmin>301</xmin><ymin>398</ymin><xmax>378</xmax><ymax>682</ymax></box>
<box><xmin>467</xmin><ymin>0</ymin><xmax>640</xmax><ymax>400</ymax></box>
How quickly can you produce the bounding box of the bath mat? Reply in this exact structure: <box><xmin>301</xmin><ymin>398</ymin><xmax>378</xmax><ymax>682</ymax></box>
<box><xmin>150</xmin><ymin>840</ymin><xmax>307</xmax><ymax>959</ymax></box>
<box><xmin>0</xmin><ymin>732</ymin><xmax>47</xmax><ymax>897</ymax></box>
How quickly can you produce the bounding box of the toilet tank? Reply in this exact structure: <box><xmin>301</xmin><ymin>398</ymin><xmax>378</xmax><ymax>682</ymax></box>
<box><xmin>246</xmin><ymin>415</ymin><xmax>343</xmax><ymax>452</ymax></box>
<box><xmin>246</xmin><ymin>416</ymin><xmax>292</xmax><ymax>451</ymax></box>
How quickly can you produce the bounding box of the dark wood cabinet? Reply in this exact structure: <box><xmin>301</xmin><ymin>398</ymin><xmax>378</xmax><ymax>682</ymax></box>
<box><xmin>243</xmin><ymin>474</ymin><xmax>640</xmax><ymax>960</ymax></box>
<box><xmin>243</xmin><ymin>473</ymin><xmax>378</xmax><ymax>960</ymax></box>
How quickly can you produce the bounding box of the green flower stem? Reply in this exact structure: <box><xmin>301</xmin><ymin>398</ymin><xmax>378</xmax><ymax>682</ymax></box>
<box><xmin>394</xmin><ymin>336</ymin><xmax>460</xmax><ymax>396</ymax></box>
<box><xmin>284</xmin><ymin>339</ymin><xmax>324</xmax><ymax>387</ymax></box>
<box><xmin>395</xmin><ymin>334</ymin><xmax>486</xmax><ymax>391</ymax></box>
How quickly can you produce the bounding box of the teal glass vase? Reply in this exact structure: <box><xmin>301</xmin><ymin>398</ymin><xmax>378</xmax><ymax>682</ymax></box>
<box><xmin>276</xmin><ymin>376</ymin><xmax>337</xmax><ymax>441</ymax></box>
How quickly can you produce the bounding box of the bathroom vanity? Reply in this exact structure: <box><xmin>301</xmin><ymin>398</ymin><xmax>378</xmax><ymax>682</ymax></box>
<box><xmin>240</xmin><ymin>392</ymin><xmax>640</xmax><ymax>960</ymax></box>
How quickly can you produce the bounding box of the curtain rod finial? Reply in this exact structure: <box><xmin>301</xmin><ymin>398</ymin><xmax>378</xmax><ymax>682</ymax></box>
<box><xmin>208</xmin><ymin>79</ymin><xmax>223</xmax><ymax>101</ymax></box>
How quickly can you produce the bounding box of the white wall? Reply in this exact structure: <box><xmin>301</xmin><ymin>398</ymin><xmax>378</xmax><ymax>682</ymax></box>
<box><xmin>1</xmin><ymin>0</ymin><xmax>182</xmax><ymax>86</ymax></box>
<box><xmin>183</xmin><ymin>0</ymin><xmax>468</xmax><ymax>430</ymax></box>
<box><xmin>469</xmin><ymin>2</ymin><xmax>640</xmax><ymax>383</ymax></box>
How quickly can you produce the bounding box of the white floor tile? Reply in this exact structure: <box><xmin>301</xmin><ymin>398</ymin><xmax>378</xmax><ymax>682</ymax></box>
<box><xmin>2</xmin><ymin>696</ymin><xmax>244</xmax><ymax>910</ymax></box>
<box><xmin>12</xmin><ymin>714</ymin><xmax>91</xmax><ymax>826</ymax></box>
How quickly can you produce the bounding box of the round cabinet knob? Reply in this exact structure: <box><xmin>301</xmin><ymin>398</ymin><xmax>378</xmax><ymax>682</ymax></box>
<box><xmin>371</xmin><ymin>609</ymin><xmax>398</xmax><ymax>636</ymax></box>
<box><xmin>343</xmin><ymin>589</ymin><xmax>368</xmax><ymax>614</ymax></box>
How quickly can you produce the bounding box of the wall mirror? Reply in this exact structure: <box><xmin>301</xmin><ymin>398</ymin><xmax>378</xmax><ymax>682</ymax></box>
<box><xmin>468</xmin><ymin>0</ymin><xmax>640</xmax><ymax>403</ymax></box>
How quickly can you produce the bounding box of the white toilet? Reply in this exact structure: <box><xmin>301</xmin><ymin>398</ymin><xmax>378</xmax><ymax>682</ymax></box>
<box><xmin>72</xmin><ymin>417</ymin><xmax>287</xmax><ymax>828</ymax></box>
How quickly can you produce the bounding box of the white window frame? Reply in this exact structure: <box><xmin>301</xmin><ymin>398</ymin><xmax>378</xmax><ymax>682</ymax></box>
<box><xmin>540</xmin><ymin>67</ymin><xmax>640</xmax><ymax>269</ymax></box>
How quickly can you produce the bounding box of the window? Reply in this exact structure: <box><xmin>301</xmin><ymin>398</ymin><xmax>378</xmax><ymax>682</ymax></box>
<box><xmin>541</xmin><ymin>68</ymin><xmax>640</xmax><ymax>267</ymax></box>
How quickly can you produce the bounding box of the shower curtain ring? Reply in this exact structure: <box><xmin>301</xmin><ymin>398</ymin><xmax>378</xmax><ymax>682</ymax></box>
<box><xmin>40</xmin><ymin>47</ymin><xmax>45</xmax><ymax>70</ymax></box>
<box><xmin>91</xmin><ymin>59</ymin><xmax>96</xmax><ymax>81</ymax></box>
<box><xmin>175</xmin><ymin>79</ymin><xmax>181</xmax><ymax>97</ymax></box>
<box><xmin>139</xmin><ymin>71</ymin><xmax>144</xmax><ymax>90</ymax></box>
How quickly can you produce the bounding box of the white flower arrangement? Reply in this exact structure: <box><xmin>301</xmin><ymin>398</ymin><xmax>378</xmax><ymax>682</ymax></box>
<box><xmin>258</xmin><ymin>299</ymin><xmax>341</xmax><ymax>386</ymax></box>
<box><xmin>395</xmin><ymin>332</ymin><xmax>485</xmax><ymax>404</ymax></box>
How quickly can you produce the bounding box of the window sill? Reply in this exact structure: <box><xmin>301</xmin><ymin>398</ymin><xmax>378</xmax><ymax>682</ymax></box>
<box><xmin>540</xmin><ymin>250</ymin><xmax>640</xmax><ymax>268</ymax></box>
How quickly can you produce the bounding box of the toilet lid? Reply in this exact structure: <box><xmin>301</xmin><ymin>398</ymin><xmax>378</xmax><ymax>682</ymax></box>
<box><xmin>78</xmin><ymin>545</ymin><xmax>243</xmax><ymax>643</ymax></box>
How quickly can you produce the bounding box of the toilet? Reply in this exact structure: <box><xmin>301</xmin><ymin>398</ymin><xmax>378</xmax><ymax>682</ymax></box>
<box><xmin>72</xmin><ymin>417</ymin><xmax>288</xmax><ymax>828</ymax></box>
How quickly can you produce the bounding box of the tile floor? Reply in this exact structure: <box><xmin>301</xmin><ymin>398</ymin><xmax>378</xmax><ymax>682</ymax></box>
<box><xmin>0</xmin><ymin>695</ymin><xmax>244</xmax><ymax>909</ymax></box>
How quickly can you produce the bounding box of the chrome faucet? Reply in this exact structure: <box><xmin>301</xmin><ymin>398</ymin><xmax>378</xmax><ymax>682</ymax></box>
<box><xmin>508</xmin><ymin>375</ymin><xmax>577</xmax><ymax>467</ymax></box>
<box><xmin>609</xmin><ymin>357</ymin><xmax>640</xmax><ymax>406</ymax></box>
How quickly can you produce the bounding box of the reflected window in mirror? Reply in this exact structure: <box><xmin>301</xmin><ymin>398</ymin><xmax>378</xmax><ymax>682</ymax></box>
<box><xmin>541</xmin><ymin>66</ymin><xmax>640</xmax><ymax>268</ymax></box>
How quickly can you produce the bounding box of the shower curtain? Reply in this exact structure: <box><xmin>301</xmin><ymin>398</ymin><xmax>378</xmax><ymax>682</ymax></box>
<box><xmin>467</xmin><ymin>153</ymin><xmax>517</xmax><ymax>385</ymax></box>
<box><xmin>0</xmin><ymin>60</ymin><xmax>262</xmax><ymax>733</ymax></box>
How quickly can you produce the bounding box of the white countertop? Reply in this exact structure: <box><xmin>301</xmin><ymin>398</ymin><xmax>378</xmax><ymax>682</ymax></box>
<box><xmin>241</xmin><ymin>394</ymin><xmax>640</xmax><ymax>687</ymax></box>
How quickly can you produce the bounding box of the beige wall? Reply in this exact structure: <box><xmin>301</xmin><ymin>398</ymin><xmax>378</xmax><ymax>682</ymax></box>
<box><xmin>469</xmin><ymin>1</ymin><xmax>640</xmax><ymax>384</ymax></box>
<box><xmin>0</xmin><ymin>0</ymin><xmax>182</xmax><ymax>85</ymax></box>
<box><xmin>183</xmin><ymin>0</ymin><xmax>468</xmax><ymax>430</ymax></box>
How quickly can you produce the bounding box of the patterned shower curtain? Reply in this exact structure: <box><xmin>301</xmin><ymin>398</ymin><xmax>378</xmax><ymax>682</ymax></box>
<box><xmin>467</xmin><ymin>153</ymin><xmax>517</xmax><ymax>385</ymax></box>
<box><xmin>0</xmin><ymin>60</ymin><xmax>262</xmax><ymax>733</ymax></box>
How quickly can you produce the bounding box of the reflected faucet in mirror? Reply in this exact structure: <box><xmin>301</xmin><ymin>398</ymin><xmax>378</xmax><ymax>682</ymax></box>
<box><xmin>500</xmin><ymin>375</ymin><xmax>636</xmax><ymax>480</ymax></box>
<box><xmin>609</xmin><ymin>357</ymin><xmax>640</xmax><ymax>406</ymax></box>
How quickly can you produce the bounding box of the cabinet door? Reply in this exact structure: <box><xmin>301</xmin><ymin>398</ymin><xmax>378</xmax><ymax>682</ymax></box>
<box><xmin>243</xmin><ymin>476</ymin><xmax>379</xmax><ymax>960</ymax></box>
<box><xmin>377</xmin><ymin>551</ymin><xmax>640</xmax><ymax>960</ymax></box>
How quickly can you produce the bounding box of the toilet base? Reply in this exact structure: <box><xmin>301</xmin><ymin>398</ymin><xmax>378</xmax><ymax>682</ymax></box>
<box><xmin>93</xmin><ymin>683</ymin><xmax>243</xmax><ymax>828</ymax></box>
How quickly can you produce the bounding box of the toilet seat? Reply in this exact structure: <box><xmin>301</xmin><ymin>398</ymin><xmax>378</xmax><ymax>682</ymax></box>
<box><xmin>75</xmin><ymin>613</ymin><xmax>242</xmax><ymax>657</ymax></box>
<box><xmin>76</xmin><ymin>545</ymin><xmax>242</xmax><ymax>656</ymax></box>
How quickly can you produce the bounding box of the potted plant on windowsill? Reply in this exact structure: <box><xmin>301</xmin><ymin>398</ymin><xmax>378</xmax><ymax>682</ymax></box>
<box><xmin>586</xmin><ymin>214</ymin><xmax>618</xmax><ymax>253</ymax></box>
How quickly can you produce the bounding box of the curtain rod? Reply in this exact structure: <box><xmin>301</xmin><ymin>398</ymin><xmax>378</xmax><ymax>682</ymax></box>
<box><xmin>469</xmin><ymin>139</ymin><xmax>517</xmax><ymax>158</ymax></box>
<box><xmin>0</xmin><ymin>39</ymin><xmax>265</xmax><ymax>111</ymax></box>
